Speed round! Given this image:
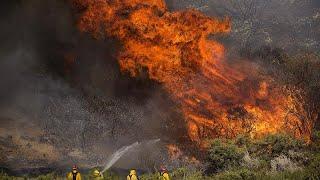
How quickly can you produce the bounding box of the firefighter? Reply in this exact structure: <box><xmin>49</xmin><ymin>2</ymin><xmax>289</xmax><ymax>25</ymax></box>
<box><xmin>127</xmin><ymin>169</ymin><xmax>138</xmax><ymax>180</ymax></box>
<box><xmin>159</xmin><ymin>166</ymin><xmax>170</xmax><ymax>180</ymax></box>
<box><xmin>90</xmin><ymin>169</ymin><xmax>104</xmax><ymax>180</ymax></box>
<box><xmin>67</xmin><ymin>165</ymin><xmax>82</xmax><ymax>180</ymax></box>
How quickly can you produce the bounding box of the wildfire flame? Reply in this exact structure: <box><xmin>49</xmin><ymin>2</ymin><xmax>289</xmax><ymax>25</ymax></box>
<box><xmin>70</xmin><ymin>0</ymin><xmax>308</xmax><ymax>144</ymax></box>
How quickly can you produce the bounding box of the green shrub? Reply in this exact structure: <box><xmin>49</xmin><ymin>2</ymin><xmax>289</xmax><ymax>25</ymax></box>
<box><xmin>0</xmin><ymin>172</ymin><xmax>27</xmax><ymax>180</ymax></box>
<box><xmin>171</xmin><ymin>167</ymin><xmax>203</xmax><ymax>180</ymax></box>
<box><xmin>213</xmin><ymin>168</ymin><xmax>256</xmax><ymax>180</ymax></box>
<box><xmin>249</xmin><ymin>134</ymin><xmax>304</xmax><ymax>160</ymax></box>
<box><xmin>304</xmin><ymin>153</ymin><xmax>320</xmax><ymax>179</ymax></box>
<box><xmin>0</xmin><ymin>172</ymin><xmax>14</xmax><ymax>180</ymax></box>
<box><xmin>35</xmin><ymin>173</ymin><xmax>58</xmax><ymax>180</ymax></box>
<box><xmin>102</xmin><ymin>170</ymin><xmax>121</xmax><ymax>180</ymax></box>
<box><xmin>207</xmin><ymin>139</ymin><xmax>245</xmax><ymax>173</ymax></box>
<box><xmin>257</xmin><ymin>170</ymin><xmax>307</xmax><ymax>180</ymax></box>
<box><xmin>312</xmin><ymin>131</ymin><xmax>320</xmax><ymax>142</ymax></box>
<box><xmin>212</xmin><ymin>168</ymin><xmax>313</xmax><ymax>180</ymax></box>
<box><xmin>235</xmin><ymin>134</ymin><xmax>252</xmax><ymax>147</ymax></box>
<box><xmin>311</xmin><ymin>131</ymin><xmax>320</xmax><ymax>151</ymax></box>
<box><xmin>214</xmin><ymin>171</ymin><xmax>243</xmax><ymax>180</ymax></box>
<box><xmin>139</xmin><ymin>172</ymin><xmax>158</xmax><ymax>180</ymax></box>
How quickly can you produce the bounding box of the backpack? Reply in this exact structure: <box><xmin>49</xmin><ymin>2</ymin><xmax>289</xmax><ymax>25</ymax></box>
<box><xmin>72</xmin><ymin>172</ymin><xmax>78</xmax><ymax>180</ymax></box>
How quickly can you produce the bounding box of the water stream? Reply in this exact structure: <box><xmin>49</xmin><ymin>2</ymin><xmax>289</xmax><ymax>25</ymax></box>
<box><xmin>101</xmin><ymin>139</ymin><xmax>160</xmax><ymax>173</ymax></box>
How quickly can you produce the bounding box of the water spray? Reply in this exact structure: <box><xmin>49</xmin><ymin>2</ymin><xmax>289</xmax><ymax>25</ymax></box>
<box><xmin>101</xmin><ymin>139</ymin><xmax>160</xmax><ymax>173</ymax></box>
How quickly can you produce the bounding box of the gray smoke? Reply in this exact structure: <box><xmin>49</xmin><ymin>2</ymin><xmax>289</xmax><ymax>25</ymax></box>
<box><xmin>0</xmin><ymin>0</ymin><xmax>179</xmax><ymax>171</ymax></box>
<box><xmin>0</xmin><ymin>0</ymin><xmax>318</xmax><ymax>172</ymax></box>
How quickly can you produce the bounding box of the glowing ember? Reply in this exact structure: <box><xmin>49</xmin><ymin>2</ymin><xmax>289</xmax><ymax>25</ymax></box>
<box><xmin>70</xmin><ymin>0</ymin><xmax>308</xmax><ymax>144</ymax></box>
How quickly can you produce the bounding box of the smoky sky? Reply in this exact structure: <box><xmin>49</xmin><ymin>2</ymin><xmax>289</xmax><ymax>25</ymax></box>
<box><xmin>0</xmin><ymin>0</ymin><xmax>319</xmax><ymax>171</ymax></box>
<box><xmin>0</xmin><ymin>0</ymin><xmax>186</xmax><ymax>170</ymax></box>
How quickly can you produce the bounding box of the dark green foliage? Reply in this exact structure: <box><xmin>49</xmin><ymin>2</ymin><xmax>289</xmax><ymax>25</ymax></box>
<box><xmin>235</xmin><ymin>134</ymin><xmax>251</xmax><ymax>147</ymax></box>
<box><xmin>305</xmin><ymin>153</ymin><xmax>320</xmax><ymax>179</ymax></box>
<box><xmin>34</xmin><ymin>173</ymin><xmax>57</xmax><ymax>180</ymax></box>
<box><xmin>311</xmin><ymin>131</ymin><xmax>320</xmax><ymax>150</ymax></box>
<box><xmin>249</xmin><ymin>134</ymin><xmax>305</xmax><ymax>160</ymax></box>
<box><xmin>0</xmin><ymin>172</ymin><xmax>56</xmax><ymax>180</ymax></box>
<box><xmin>213</xmin><ymin>168</ymin><xmax>257</xmax><ymax>180</ymax></box>
<box><xmin>0</xmin><ymin>172</ymin><xmax>15</xmax><ymax>180</ymax></box>
<box><xmin>171</xmin><ymin>168</ymin><xmax>203</xmax><ymax>180</ymax></box>
<box><xmin>212</xmin><ymin>168</ymin><xmax>309</xmax><ymax>180</ymax></box>
<box><xmin>102</xmin><ymin>170</ymin><xmax>122</xmax><ymax>180</ymax></box>
<box><xmin>140</xmin><ymin>168</ymin><xmax>203</xmax><ymax>180</ymax></box>
<box><xmin>206</xmin><ymin>139</ymin><xmax>245</xmax><ymax>173</ymax></box>
<box><xmin>207</xmin><ymin>132</ymin><xmax>320</xmax><ymax>179</ymax></box>
<box><xmin>206</xmin><ymin>134</ymin><xmax>313</xmax><ymax>177</ymax></box>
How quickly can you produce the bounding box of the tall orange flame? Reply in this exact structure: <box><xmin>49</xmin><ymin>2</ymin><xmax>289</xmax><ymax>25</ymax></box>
<box><xmin>71</xmin><ymin>0</ymin><xmax>307</xmax><ymax>144</ymax></box>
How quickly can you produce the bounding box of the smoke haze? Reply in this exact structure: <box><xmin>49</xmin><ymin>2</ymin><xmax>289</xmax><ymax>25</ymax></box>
<box><xmin>0</xmin><ymin>0</ymin><xmax>183</xmax><ymax>171</ymax></box>
<box><xmin>0</xmin><ymin>0</ymin><xmax>318</xmax><ymax>172</ymax></box>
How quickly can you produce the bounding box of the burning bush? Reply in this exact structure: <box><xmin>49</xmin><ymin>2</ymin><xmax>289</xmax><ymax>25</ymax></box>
<box><xmin>69</xmin><ymin>0</ymin><xmax>310</xmax><ymax>145</ymax></box>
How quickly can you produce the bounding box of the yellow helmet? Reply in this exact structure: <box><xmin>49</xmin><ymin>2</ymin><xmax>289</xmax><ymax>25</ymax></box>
<box><xmin>129</xmin><ymin>169</ymin><xmax>136</xmax><ymax>175</ymax></box>
<box><xmin>93</xmin><ymin>170</ymin><xmax>100</xmax><ymax>175</ymax></box>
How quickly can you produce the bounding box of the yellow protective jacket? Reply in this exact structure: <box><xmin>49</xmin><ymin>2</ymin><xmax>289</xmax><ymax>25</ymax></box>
<box><xmin>127</xmin><ymin>170</ymin><xmax>138</xmax><ymax>180</ymax></box>
<box><xmin>159</xmin><ymin>172</ymin><xmax>170</xmax><ymax>180</ymax></box>
<box><xmin>67</xmin><ymin>171</ymin><xmax>82</xmax><ymax>180</ymax></box>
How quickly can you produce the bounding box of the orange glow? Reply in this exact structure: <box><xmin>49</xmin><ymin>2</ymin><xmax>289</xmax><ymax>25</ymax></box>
<box><xmin>71</xmin><ymin>0</ymin><xmax>309</xmax><ymax>144</ymax></box>
<box><xmin>167</xmin><ymin>144</ymin><xmax>183</xmax><ymax>160</ymax></box>
<box><xmin>63</xmin><ymin>52</ymin><xmax>76</xmax><ymax>75</ymax></box>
